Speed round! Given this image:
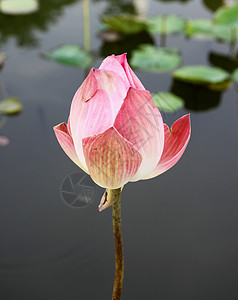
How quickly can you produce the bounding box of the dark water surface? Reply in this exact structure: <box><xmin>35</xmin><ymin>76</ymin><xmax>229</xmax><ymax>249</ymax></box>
<box><xmin>0</xmin><ymin>0</ymin><xmax>238</xmax><ymax>299</ymax></box>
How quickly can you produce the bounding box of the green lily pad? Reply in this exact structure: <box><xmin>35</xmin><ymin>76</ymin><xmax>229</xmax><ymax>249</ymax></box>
<box><xmin>214</xmin><ymin>4</ymin><xmax>238</xmax><ymax>26</ymax></box>
<box><xmin>186</xmin><ymin>19</ymin><xmax>213</xmax><ymax>38</ymax></box>
<box><xmin>43</xmin><ymin>45</ymin><xmax>94</xmax><ymax>68</ymax></box>
<box><xmin>152</xmin><ymin>92</ymin><xmax>184</xmax><ymax>112</ymax></box>
<box><xmin>147</xmin><ymin>15</ymin><xmax>185</xmax><ymax>35</ymax></box>
<box><xmin>0</xmin><ymin>98</ymin><xmax>23</xmax><ymax>115</ymax></box>
<box><xmin>232</xmin><ymin>69</ymin><xmax>238</xmax><ymax>84</ymax></box>
<box><xmin>173</xmin><ymin>65</ymin><xmax>231</xmax><ymax>91</ymax></box>
<box><xmin>213</xmin><ymin>24</ymin><xmax>238</xmax><ymax>42</ymax></box>
<box><xmin>186</xmin><ymin>18</ymin><xmax>238</xmax><ymax>42</ymax></box>
<box><xmin>102</xmin><ymin>14</ymin><xmax>147</xmax><ymax>35</ymax></box>
<box><xmin>131</xmin><ymin>45</ymin><xmax>181</xmax><ymax>73</ymax></box>
<box><xmin>0</xmin><ymin>0</ymin><xmax>39</xmax><ymax>15</ymax></box>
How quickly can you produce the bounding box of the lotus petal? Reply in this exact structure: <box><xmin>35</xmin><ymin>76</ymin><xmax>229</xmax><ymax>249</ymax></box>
<box><xmin>54</xmin><ymin>122</ymin><xmax>87</xmax><ymax>172</ymax></box>
<box><xmin>82</xmin><ymin>127</ymin><xmax>142</xmax><ymax>189</ymax></box>
<box><xmin>114</xmin><ymin>87</ymin><xmax>164</xmax><ymax>180</ymax></box>
<box><xmin>144</xmin><ymin>114</ymin><xmax>191</xmax><ymax>179</ymax></box>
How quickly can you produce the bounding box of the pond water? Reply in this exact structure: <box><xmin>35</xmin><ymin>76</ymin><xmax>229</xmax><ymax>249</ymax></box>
<box><xmin>0</xmin><ymin>0</ymin><xmax>238</xmax><ymax>299</ymax></box>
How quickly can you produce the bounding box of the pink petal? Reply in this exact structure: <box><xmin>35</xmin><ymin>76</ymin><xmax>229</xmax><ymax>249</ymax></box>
<box><xmin>69</xmin><ymin>89</ymin><xmax>114</xmax><ymax>170</ymax></box>
<box><xmin>115</xmin><ymin>53</ymin><xmax>145</xmax><ymax>90</ymax></box>
<box><xmin>114</xmin><ymin>87</ymin><xmax>164</xmax><ymax>181</ymax></box>
<box><xmin>94</xmin><ymin>69</ymin><xmax>129</xmax><ymax>118</ymax></box>
<box><xmin>99</xmin><ymin>54</ymin><xmax>131</xmax><ymax>86</ymax></box>
<box><xmin>82</xmin><ymin>127</ymin><xmax>142</xmax><ymax>189</ymax></box>
<box><xmin>53</xmin><ymin>122</ymin><xmax>88</xmax><ymax>172</ymax></box>
<box><xmin>144</xmin><ymin>114</ymin><xmax>191</xmax><ymax>179</ymax></box>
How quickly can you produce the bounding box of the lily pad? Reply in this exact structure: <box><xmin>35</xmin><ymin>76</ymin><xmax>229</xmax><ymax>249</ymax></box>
<box><xmin>213</xmin><ymin>24</ymin><xmax>238</xmax><ymax>42</ymax></box>
<box><xmin>152</xmin><ymin>92</ymin><xmax>184</xmax><ymax>112</ymax></box>
<box><xmin>147</xmin><ymin>15</ymin><xmax>185</xmax><ymax>35</ymax></box>
<box><xmin>186</xmin><ymin>19</ymin><xmax>238</xmax><ymax>42</ymax></box>
<box><xmin>232</xmin><ymin>69</ymin><xmax>238</xmax><ymax>84</ymax></box>
<box><xmin>173</xmin><ymin>65</ymin><xmax>231</xmax><ymax>91</ymax></box>
<box><xmin>0</xmin><ymin>98</ymin><xmax>23</xmax><ymax>115</ymax></box>
<box><xmin>214</xmin><ymin>4</ymin><xmax>238</xmax><ymax>26</ymax></box>
<box><xmin>43</xmin><ymin>45</ymin><xmax>94</xmax><ymax>68</ymax></box>
<box><xmin>186</xmin><ymin>19</ymin><xmax>213</xmax><ymax>38</ymax></box>
<box><xmin>0</xmin><ymin>0</ymin><xmax>39</xmax><ymax>15</ymax></box>
<box><xmin>102</xmin><ymin>14</ymin><xmax>147</xmax><ymax>35</ymax></box>
<box><xmin>131</xmin><ymin>45</ymin><xmax>181</xmax><ymax>73</ymax></box>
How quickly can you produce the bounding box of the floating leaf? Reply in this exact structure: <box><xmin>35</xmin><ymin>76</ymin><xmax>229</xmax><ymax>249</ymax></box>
<box><xmin>131</xmin><ymin>45</ymin><xmax>181</xmax><ymax>73</ymax></box>
<box><xmin>43</xmin><ymin>45</ymin><xmax>94</xmax><ymax>68</ymax></box>
<box><xmin>0</xmin><ymin>0</ymin><xmax>39</xmax><ymax>15</ymax></box>
<box><xmin>186</xmin><ymin>19</ymin><xmax>213</xmax><ymax>38</ymax></box>
<box><xmin>0</xmin><ymin>98</ymin><xmax>23</xmax><ymax>115</ymax></box>
<box><xmin>147</xmin><ymin>15</ymin><xmax>185</xmax><ymax>35</ymax></box>
<box><xmin>152</xmin><ymin>92</ymin><xmax>184</xmax><ymax>112</ymax></box>
<box><xmin>213</xmin><ymin>24</ymin><xmax>238</xmax><ymax>42</ymax></box>
<box><xmin>186</xmin><ymin>18</ymin><xmax>238</xmax><ymax>42</ymax></box>
<box><xmin>102</xmin><ymin>14</ymin><xmax>147</xmax><ymax>35</ymax></box>
<box><xmin>214</xmin><ymin>4</ymin><xmax>238</xmax><ymax>26</ymax></box>
<box><xmin>173</xmin><ymin>65</ymin><xmax>231</xmax><ymax>91</ymax></box>
<box><xmin>232</xmin><ymin>69</ymin><xmax>238</xmax><ymax>84</ymax></box>
<box><xmin>0</xmin><ymin>136</ymin><xmax>9</xmax><ymax>146</ymax></box>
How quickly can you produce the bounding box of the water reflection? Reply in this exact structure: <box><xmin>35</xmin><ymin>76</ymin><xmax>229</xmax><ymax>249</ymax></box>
<box><xmin>171</xmin><ymin>79</ymin><xmax>222</xmax><ymax>111</ymax></box>
<box><xmin>202</xmin><ymin>0</ymin><xmax>225</xmax><ymax>12</ymax></box>
<box><xmin>100</xmin><ymin>30</ymin><xmax>154</xmax><ymax>59</ymax></box>
<box><xmin>0</xmin><ymin>0</ymin><xmax>81</xmax><ymax>47</ymax></box>
<box><xmin>156</xmin><ymin>0</ymin><xmax>191</xmax><ymax>3</ymax></box>
<box><xmin>209</xmin><ymin>51</ymin><xmax>238</xmax><ymax>73</ymax></box>
<box><xmin>94</xmin><ymin>0</ymin><xmax>135</xmax><ymax>16</ymax></box>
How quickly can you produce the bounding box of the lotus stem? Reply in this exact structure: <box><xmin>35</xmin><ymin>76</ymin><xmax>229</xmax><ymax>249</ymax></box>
<box><xmin>160</xmin><ymin>15</ymin><xmax>167</xmax><ymax>47</ymax></box>
<box><xmin>83</xmin><ymin>0</ymin><xmax>90</xmax><ymax>52</ymax></box>
<box><xmin>111</xmin><ymin>188</ymin><xmax>124</xmax><ymax>300</ymax></box>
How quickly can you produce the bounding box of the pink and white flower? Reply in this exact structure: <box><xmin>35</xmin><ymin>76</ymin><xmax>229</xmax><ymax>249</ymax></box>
<box><xmin>54</xmin><ymin>54</ymin><xmax>191</xmax><ymax>192</ymax></box>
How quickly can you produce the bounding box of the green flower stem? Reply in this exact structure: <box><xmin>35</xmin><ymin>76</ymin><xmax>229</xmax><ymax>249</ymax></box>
<box><xmin>83</xmin><ymin>0</ymin><xmax>90</xmax><ymax>52</ymax></box>
<box><xmin>111</xmin><ymin>188</ymin><xmax>124</xmax><ymax>300</ymax></box>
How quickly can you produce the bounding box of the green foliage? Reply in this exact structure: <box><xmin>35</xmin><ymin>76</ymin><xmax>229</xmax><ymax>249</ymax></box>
<box><xmin>232</xmin><ymin>69</ymin><xmax>238</xmax><ymax>84</ymax></box>
<box><xmin>0</xmin><ymin>98</ymin><xmax>23</xmax><ymax>115</ymax></box>
<box><xmin>147</xmin><ymin>15</ymin><xmax>185</xmax><ymax>35</ymax></box>
<box><xmin>0</xmin><ymin>0</ymin><xmax>39</xmax><ymax>15</ymax></box>
<box><xmin>152</xmin><ymin>92</ymin><xmax>184</xmax><ymax>112</ymax></box>
<box><xmin>131</xmin><ymin>45</ymin><xmax>181</xmax><ymax>73</ymax></box>
<box><xmin>173</xmin><ymin>65</ymin><xmax>231</xmax><ymax>91</ymax></box>
<box><xmin>102</xmin><ymin>14</ymin><xmax>148</xmax><ymax>35</ymax></box>
<box><xmin>43</xmin><ymin>45</ymin><xmax>94</xmax><ymax>68</ymax></box>
<box><xmin>186</xmin><ymin>19</ymin><xmax>213</xmax><ymax>38</ymax></box>
<box><xmin>214</xmin><ymin>4</ymin><xmax>238</xmax><ymax>26</ymax></box>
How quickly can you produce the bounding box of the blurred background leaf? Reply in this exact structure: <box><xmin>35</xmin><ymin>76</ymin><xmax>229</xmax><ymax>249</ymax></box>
<box><xmin>42</xmin><ymin>45</ymin><xmax>94</xmax><ymax>68</ymax></box>
<box><xmin>0</xmin><ymin>98</ymin><xmax>23</xmax><ymax>115</ymax></box>
<box><xmin>173</xmin><ymin>65</ymin><xmax>231</xmax><ymax>91</ymax></box>
<box><xmin>152</xmin><ymin>91</ymin><xmax>184</xmax><ymax>112</ymax></box>
<box><xmin>131</xmin><ymin>45</ymin><xmax>181</xmax><ymax>73</ymax></box>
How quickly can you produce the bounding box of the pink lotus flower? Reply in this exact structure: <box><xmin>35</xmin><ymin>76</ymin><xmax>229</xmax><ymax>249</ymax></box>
<box><xmin>54</xmin><ymin>54</ymin><xmax>191</xmax><ymax>191</ymax></box>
